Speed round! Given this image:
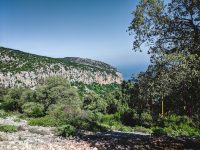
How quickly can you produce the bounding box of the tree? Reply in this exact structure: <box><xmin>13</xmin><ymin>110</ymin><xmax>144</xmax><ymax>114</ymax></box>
<box><xmin>3</xmin><ymin>87</ymin><xmax>25</xmax><ymax>111</ymax></box>
<box><xmin>129</xmin><ymin>0</ymin><xmax>200</xmax><ymax>118</ymax></box>
<box><xmin>83</xmin><ymin>92</ymin><xmax>107</xmax><ymax>113</ymax></box>
<box><xmin>35</xmin><ymin>76</ymin><xmax>82</xmax><ymax>111</ymax></box>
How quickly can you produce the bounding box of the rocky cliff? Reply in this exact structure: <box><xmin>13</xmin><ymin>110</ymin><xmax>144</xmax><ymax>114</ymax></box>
<box><xmin>0</xmin><ymin>47</ymin><xmax>123</xmax><ymax>87</ymax></box>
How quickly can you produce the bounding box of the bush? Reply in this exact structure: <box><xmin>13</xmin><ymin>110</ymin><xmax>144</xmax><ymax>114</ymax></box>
<box><xmin>162</xmin><ymin>115</ymin><xmax>193</xmax><ymax>127</ymax></box>
<box><xmin>83</xmin><ymin>92</ymin><xmax>108</xmax><ymax>113</ymax></box>
<box><xmin>0</xmin><ymin>124</ymin><xmax>17</xmax><ymax>132</ymax></box>
<box><xmin>2</xmin><ymin>87</ymin><xmax>24</xmax><ymax>111</ymax></box>
<box><xmin>22</xmin><ymin>102</ymin><xmax>44</xmax><ymax>117</ymax></box>
<box><xmin>120</xmin><ymin>109</ymin><xmax>139</xmax><ymax>126</ymax></box>
<box><xmin>133</xmin><ymin>126</ymin><xmax>152</xmax><ymax>134</ymax></box>
<box><xmin>57</xmin><ymin>124</ymin><xmax>76</xmax><ymax>137</ymax></box>
<box><xmin>47</xmin><ymin>103</ymin><xmax>82</xmax><ymax>125</ymax></box>
<box><xmin>163</xmin><ymin>124</ymin><xmax>200</xmax><ymax>137</ymax></box>
<box><xmin>0</xmin><ymin>110</ymin><xmax>9</xmax><ymax>118</ymax></box>
<box><xmin>140</xmin><ymin>111</ymin><xmax>153</xmax><ymax>127</ymax></box>
<box><xmin>152</xmin><ymin>127</ymin><xmax>167</xmax><ymax>136</ymax></box>
<box><xmin>28</xmin><ymin>116</ymin><xmax>58</xmax><ymax>127</ymax></box>
<box><xmin>19</xmin><ymin>89</ymin><xmax>36</xmax><ymax>106</ymax></box>
<box><xmin>152</xmin><ymin>116</ymin><xmax>200</xmax><ymax>137</ymax></box>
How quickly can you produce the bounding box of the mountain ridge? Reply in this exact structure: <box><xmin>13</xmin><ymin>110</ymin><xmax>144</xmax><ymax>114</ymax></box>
<box><xmin>0</xmin><ymin>47</ymin><xmax>123</xmax><ymax>87</ymax></box>
<box><xmin>62</xmin><ymin>57</ymin><xmax>118</xmax><ymax>72</ymax></box>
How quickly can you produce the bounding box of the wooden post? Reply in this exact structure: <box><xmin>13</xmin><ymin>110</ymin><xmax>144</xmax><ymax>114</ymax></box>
<box><xmin>162</xmin><ymin>95</ymin><xmax>164</xmax><ymax>116</ymax></box>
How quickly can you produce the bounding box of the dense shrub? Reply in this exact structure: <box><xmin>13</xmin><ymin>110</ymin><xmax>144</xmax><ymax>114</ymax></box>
<box><xmin>19</xmin><ymin>89</ymin><xmax>36</xmax><ymax>105</ymax></box>
<box><xmin>0</xmin><ymin>110</ymin><xmax>9</xmax><ymax>118</ymax></box>
<box><xmin>0</xmin><ymin>124</ymin><xmax>17</xmax><ymax>132</ymax></box>
<box><xmin>105</xmin><ymin>93</ymin><xmax>121</xmax><ymax>114</ymax></box>
<box><xmin>22</xmin><ymin>102</ymin><xmax>44</xmax><ymax>117</ymax></box>
<box><xmin>28</xmin><ymin>116</ymin><xmax>58</xmax><ymax>127</ymax></box>
<box><xmin>0</xmin><ymin>88</ymin><xmax>8</xmax><ymax>102</ymax></box>
<box><xmin>152</xmin><ymin>127</ymin><xmax>167</xmax><ymax>136</ymax></box>
<box><xmin>152</xmin><ymin>115</ymin><xmax>200</xmax><ymax>137</ymax></box>
<box><xmin>57</xmin><ymin>124</ymin><xmax>76</xmax><ymax>137</ymax></box>
<box><xmin>47</xmin><ymin>103</ymin><xmax>83</xmax><ymax>125</ymax></box>
<box><xmin>140</xmin><ymin>111</ymin><xmax>153</xmax><ymax>127</ymax></box>
<box><xmin>120</xmin><ymin>109</ymin><xmax>139</xmax><ymax>126</ymax></box>
<box><xmin>163</xmin><ymin>115</ymin><xmax>194</xmax><ymax>127</ymax></box>
<box><xmin>2</xmin><ymin>87</ymin><xmax>25</xmax><ymax>111</ymax></box>
<box><xmin>83</xmin><ymin>92</ymin><xmax>107</xmax><ymax>113</ymax></box>
<box><xmin>35</xmin><ymin>76</ymin><xmax>82</xmax><ymax>111</ymax></box>
<box><xmin>133</xmin><ymin>126</ymin><xmax>152</xmax><ymax>134</ymax></box>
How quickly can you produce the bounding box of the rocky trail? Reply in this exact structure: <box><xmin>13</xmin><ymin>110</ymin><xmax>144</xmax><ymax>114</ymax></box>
<box><xmin>0</xmin><ymin>116</ymin><xmax>200</xmax><ymax>150</ymax></box>
<box><xmin>0</xmin><ymin>116</ymin><xmax>95</xmax><ymax>150</ymax></box>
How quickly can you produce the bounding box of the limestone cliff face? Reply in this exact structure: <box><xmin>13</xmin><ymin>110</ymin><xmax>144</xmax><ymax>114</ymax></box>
<box><xmin>0</xmin><ymin>47</ymin><xmax>123</xmax><ymax>87</ymax></box>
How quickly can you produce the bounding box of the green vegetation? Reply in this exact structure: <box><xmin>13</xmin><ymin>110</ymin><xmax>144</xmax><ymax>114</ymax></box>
<box><xmin>0</xmin><ymin>47</ymin><xmax>117</xmax><ymax>76</ymax></box>
<box><xmin>0</xmin><ymin>110</ymin><xmax>9</xmax><ymax>118</ymax></box>
<box><xmin>0</xmin><ymin>75</ymin><xmax>200</xmax><ymax>137</ymax></box>
<box><xmin>28</xmin><ymin>116</ymin><xmax>58</xmax><ymax>127</ymax></box>
<box><xmin>22</xmin><ymin>102</ymin><xmax>44</xmax><ymax>117</ymax></box>
<box><xmin>57</xmin><ymin>124</ymin><xmax>76</xmax><ymax>137</ymax></box>
<box><xmin>0</xmin><ymin>0</ymin><xmax>199</xmax><ymax>138</ymax></box>
<box><xmin>0</xmin><ymin>124</ymin><xmax>17</xmax><ymax>133</ymax></box>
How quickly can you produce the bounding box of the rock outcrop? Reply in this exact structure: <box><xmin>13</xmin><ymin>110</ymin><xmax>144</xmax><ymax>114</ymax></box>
<box><xmin>0</xmin><ymin>47</ymin><xmax>123</xmax><ymax>87</ymax></box>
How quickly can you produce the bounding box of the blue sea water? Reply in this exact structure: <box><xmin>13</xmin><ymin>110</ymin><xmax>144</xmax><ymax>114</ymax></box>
<box><xmin>117</xmin><ymin>64</ymin><xmax>148</xmax><ymax>80</ymax></box>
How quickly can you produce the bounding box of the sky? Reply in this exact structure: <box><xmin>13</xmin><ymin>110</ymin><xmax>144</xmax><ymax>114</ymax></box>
<box><xmin>0</xmin><ymin>0</ymin><xmax>150</xmax><ymax>79</ymax></box>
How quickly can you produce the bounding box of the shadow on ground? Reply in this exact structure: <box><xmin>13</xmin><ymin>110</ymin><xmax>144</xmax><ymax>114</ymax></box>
<box><xmin>77</xmin><ymin>131</ymin><xmax>200</xmax><ymax>150</ymax></box>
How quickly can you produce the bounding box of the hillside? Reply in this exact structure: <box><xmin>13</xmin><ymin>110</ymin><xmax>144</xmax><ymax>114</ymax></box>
<box><xmin>0</xmin><ymin>47</ymin><xmax>123</xmax><ymax>87</ymax></box>
<box><xmin>62</xmin><ymin>57</ymin><xmax>117</xmax><ymax>72</ymax></box>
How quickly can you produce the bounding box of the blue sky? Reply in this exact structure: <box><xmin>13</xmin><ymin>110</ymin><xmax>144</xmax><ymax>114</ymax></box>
<box><xmin>0</xmin><ymin>0</ymin><xmax>150</xmax><ymax>79</ymax></box>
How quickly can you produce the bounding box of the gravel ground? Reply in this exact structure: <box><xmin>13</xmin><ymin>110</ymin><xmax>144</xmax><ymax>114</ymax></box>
<box><xmin>0</xmin><ymin>116</ymin><xmax>200</xmax><ymax>150</ymax></box>
<box><xmin>0</xmin><ymin>116</ymin><xmax>96</xmax><ymax>150</ymax></box>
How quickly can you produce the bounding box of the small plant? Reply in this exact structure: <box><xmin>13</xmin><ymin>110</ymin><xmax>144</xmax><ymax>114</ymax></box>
<box><xmin>13</xmin><ymin>118</ymin><xmax>21</xmax><ymax>122</ymax></box>
<box><xmin>152</xmin><ymin>127</ymin><xmax>167</xmax><ymax>136</ymax></box>
<box><xmin>57</xmin><ymin>124</ymin><xmax>76</xmax><ymax>137</ymax></box>
<box><xmin>28</xmin><ymin>116</ymin><xmax>58</xmax><ymax>127</ymax></box>
<box><xmin>0</xmin><ymin>124</ymin><xmax>17</xmax><ymax>132</ymax></box>
<box><xmin>133</xmin><ymin>126</ymin><xmax>152</xmax><ymax>134</ymax></box>
<box><xmin>0</xmin><ymin>110</ymin><xmax>9</xmax><ymax>118</ymax></box>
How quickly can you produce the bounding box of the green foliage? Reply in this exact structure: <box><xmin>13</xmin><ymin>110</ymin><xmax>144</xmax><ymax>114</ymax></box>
<box><xmin>2</xmin><ymin>87</ymin><xmax>25</xmax><ymax>111</ymax></box>
<box><xmin>13</xmin><ymin>118</ymin><xmax>21</xmax><ymax>122</ymax></box>
<box><xmin>83</xmin><ymin>92</ymin><xmax>107</xmax><ymax>113</ymax></box>
<box><xmin>0</xmin><ymin>124</ymin><xmax>17</xmax><ymax>132</ymax></box>
<box><xmin>35</xmin><ymin>76</ymin><xmax>82</xmax><ymax>111</ymax></box>
<box><xmin>19</xmin><ymin>89</ymin><xmax>36</xmax><ymax>106</ymax></box>
<box><xmin>127</xmin><ymin>0</ymin><xmax>200</xmax><ymax>125</ymax></box>
<box><xmin>72</xmin><ymin>82</ymin><xmax>120</xmax><ymax>98</ymax></box>
<box><xmin>47</xmin><ymin>103</ymin><xmax>83</xmax><ymax>126</ymax></box>
<box><xmin>152</xmin><ymin>127</ymin><xmax>167</xmax><ymax>136</ymax></box>
<box><xmin>151</xmin><ymin>115</ymin><xmax>200</xmax><ymax>137</ymax></box>
<box><xmin>133</xmin><ymin>126</ymin><xmax>152</xmax><ymax>134</ymax></box>
<box><xmin>0</xmin><ymin>110</ymin><xmax>9</xmax><ymax>118</ymax></box>
<box><xmin>140</xmin><ymin>111</ymin><xmax>153</xmax><ymax>127</ymax></box>
<box><xmin>28</xmin><ymin>116</ymin><xmax>58</xmax><ymax>127</ymax></box>
<box><xmin>22</xmin><ymin>102</ymin><xmax>44</xmax><ymax>117</ymax></box>
<box><xmin>152</xmin><ymin>125</ymin><xmax>200</xmax><ymax>137</ymax></box>
<box><xmin>163</xmin><ymin>115</ymin><xmax>194</xmax><ymax>127</ymax></box>
<box><xmin>105</xmin><ymin>92</ymin><xmax>122</xmax><ymax>114</ymax></box>
<box><xmin>120</xmin><ymin>109</ymin><xmax>139</xmax><ymax>126</ymax></box>
<box><xmin>57</xmin><ymin>124</ymin><xmax>76</xmax><ymax>137</ymax></box>
<box><xmin>0</xmin><ymin>88</ymin><xmax>8</xmax><ymax>102</ymax></box>
<box><xmin>97</xmin><ymin>114</ymin><xmax>133</xmax><ymax>132</ymax></box>
<box><xmin>0</xmin><ymin>47</ymin><xmax>118</xmax><ymax>76</ymax></box>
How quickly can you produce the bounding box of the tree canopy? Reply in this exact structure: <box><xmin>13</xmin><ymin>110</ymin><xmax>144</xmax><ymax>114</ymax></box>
<box><xmin>128</xmin><ymin>0</ymin><xmax>200</xmax><ymax>120</ymax></box>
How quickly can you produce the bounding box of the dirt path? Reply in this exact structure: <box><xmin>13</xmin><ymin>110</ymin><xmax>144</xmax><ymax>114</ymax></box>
<box><xmin>0</xmin><ymin>116</ymin><xmax>95</xmax><ymax>150</ymax></box>
<box><xmin>80</xmin><ymin>131</ymin><xmax>200</xmax><ymax>150</ymax></box>
<box><xmin>0</xmin><ymin>116</ymin><xmax>200</xmax><ymax>150</ymax></box>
